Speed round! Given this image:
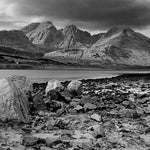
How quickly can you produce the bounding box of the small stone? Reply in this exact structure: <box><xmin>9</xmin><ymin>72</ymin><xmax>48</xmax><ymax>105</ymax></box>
<box><xmin>57</xmin><ymin>108</ymin><xmax>66</xmax><ymax>116</ymax></box>
<box><xmin>72</xmin><ymin>98</ymin><xmax>81</xmax><ymax>102</ymax></box>
<box><xmin>80</xmin><ymin>96</ymin><xmax>91</xmax><ymax>105</ymax></box>
<box><xmin>70</xmin><ymin>101</ymin><xmax>80</xmax><ymax>107</ymax></box>
<box><xmin>139</xmin><ymin>97</ymin><xmax>150</xmax><ymax>104</ymax></box>
<box><xmin>48</xmin><ymin>100</ymin><xmax>62</xmax><ymax>112</ymax></box>
<box><xmin>69</xmin><ymin>109</ymin><xmax>77</xmax><ymax>114</ymax></box>
<box><xmin>91</xmin><ymin>113</ymin><xmax>101</xmax><ymax>122</ymax></box>
<box><xmin>129</xmin><ymin>94</ymin><xmax>135</xmax><ymax>102</ymax></box>
<box><xmin>136</xmin><ymin>107</ymin><xmax>144</xmax><ymax>116</ymax></box>
<box><xmin>82</xmin><ymin>142</ymin><xmax>94</xmax><ymax>150</ymax></box>
<box><xmin>144</xmin><ymin>106</ymin><xmax>150</xmax><ymax>114</ymax></box>
<box><xmin>45</xmin><ymin>137</ymin><xmax>62</xmax><ymax>147</ymax></box>
<box><xmin>53</xmin><ymin>119</ymin><xmax>70</xmax><ymax>129</ymax></box>
<box><xmin>73</xmin><ymin>105</ymin><xmax>83</xmax><ymax>111</ymax></box>
<box><xmin>22</xmin><ymin>136</ymin><xmax>38</xmax><ymax>146</ymax></box>
<box><xmin>84</xmin><ymin>103</ymin><xmax>97</xmax><ymax>111</ymax></box>
<box><xmin>88</xmin><ymin>124</ymin><xmax>105</xmax><ymax>138</ymax></box>
<box><xmin>21</xmin><ymin>126</ymin><xmax>32</xmax><ymax>133</ymax></box>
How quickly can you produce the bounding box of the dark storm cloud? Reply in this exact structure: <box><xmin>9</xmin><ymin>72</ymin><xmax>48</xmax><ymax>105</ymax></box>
<box><xmin>14</xmin><ymin>0</ymin><xmax>150</xmax><ymax>30</ymax></box>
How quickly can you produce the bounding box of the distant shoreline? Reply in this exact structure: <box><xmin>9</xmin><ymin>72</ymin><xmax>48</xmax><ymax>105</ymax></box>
<box><xmin>1</xmin><ymin>69</ymin><xmax>150</xmax><ymax>83</ymax></box>
<box><xmin>31</xmin><ymin>73</ymin><xmax>150</xmax><ymax>83</ymax></box>
<box><xmin>1</xmin><ymin>67</ymin><xmax>150</xmax><ymax>71</ymax></box>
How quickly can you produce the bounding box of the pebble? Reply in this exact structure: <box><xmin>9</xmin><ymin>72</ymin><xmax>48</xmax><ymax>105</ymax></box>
<box><xmin>91</xmin><ymin>113</ymin><xmax>101</xmax><ymax>122</ymax></box>
<box><xmin>73</xmin><ymin>105</ymin><xmax>83</xmax><ymax>111</ymax></box>
<box><xmin>84</xmin><ymin>103</ymin><xmax>97</xmax><ymax>111</ymax></box>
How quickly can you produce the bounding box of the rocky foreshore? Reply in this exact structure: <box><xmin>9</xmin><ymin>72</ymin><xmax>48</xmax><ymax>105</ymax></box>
<box><xmin>1</xmin><ymin>74</ymin><xmax>150</xmax><ymax>149</ymax></box>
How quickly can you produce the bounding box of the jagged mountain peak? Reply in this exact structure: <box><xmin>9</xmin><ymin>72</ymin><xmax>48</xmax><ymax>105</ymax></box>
<box><xmin>59</xmin><ymin>25</ymin><xmax>99</xmax><ymax>49</ymax></box>
<box><xmin>64</xmin><ymin>25</ymin><xmax>77</xmax><ymax>31</ymax></box>
<box><xmin>105</xmin><ymin>25</ymin><xmax>135</xmax><ymax>38</ymax></box>
<box><xmin>39</xmin><ymin>21</ymin><xmax>54</xmax><ymax>27</ymax></box>
<box><xmin>22</xmin><ymin>21</ymin><xmax>102</xmax><ymax>50</ymax></box>
<box><xmin>63</xmin><ymin>25</ymin><xmax>78</xmax><ymax>35</ymax></box>
<box><xmin>63</xmin><ymin>25</ymin><xmax>91</xmax><ymax>36</ymax></box>
<box><xmin>35</xmin><ymin>21</ymin><xmax>56</xmax><ymax>31</ymax></box>
<box><xmin>21</xmin><ymin>22</ymin><xmax>40</xmax><ymax>34</ymax></box>
<box><xmin>82</xmin><ymin>26</ymin><xmax>150</xmax><ymax>67</ymax></box>
<box><xmin>24</xmin><ymin>21</ymin><xmax>58</xmax><ymax>46</ymax></box>
<box><xmin>109</xmin><ymin>25</ymin><xmax>133</xmax><ymax>31</ymax></box>
<box><xmin>21</xmin><ymin>21</ymin><xmax>55</xmax><ymax>35</ymax></box>
<box><xmin>41</xmin><ymin>20</ymin><xmax>53</xmax><ymax>24</ymax></box>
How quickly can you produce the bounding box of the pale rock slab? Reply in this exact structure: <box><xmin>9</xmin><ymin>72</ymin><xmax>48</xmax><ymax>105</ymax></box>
<box><xmin>0</xmin><ymin>76</ymin><xmax>31</xmax><ymax>123</ymax></box>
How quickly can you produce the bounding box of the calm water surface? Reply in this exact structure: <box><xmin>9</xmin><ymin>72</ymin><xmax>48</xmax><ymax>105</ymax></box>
<box><xmin>0</xmin><ymin>70</ymin><xmax>150</xmax><ymax>82</ymax></box>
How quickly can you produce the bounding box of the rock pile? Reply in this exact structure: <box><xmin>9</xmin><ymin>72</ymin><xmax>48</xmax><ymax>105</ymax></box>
<box><xmin>1</xmin><ymin>74</ymin><xmax>150</xmax><ymax>149</ymax></box>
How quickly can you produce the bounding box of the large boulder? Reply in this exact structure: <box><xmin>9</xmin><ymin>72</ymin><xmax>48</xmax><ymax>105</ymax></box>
<box><xmin>45</xmin><ymin>80</ymin><xmax>64</xmax><ymax>95</ymax></box>
<box><xmin>0</xmin><ymin>76</ymin><xmax>32</xmax><ymax>123</ymax></box>
<box><xmin>67</xmin><ymin>80</ymin><xmax>82</xmax><ymax>96</ymax></box>
<box><xmin>8</xmin><ymin>75</ymin><xmax>32</xmax><ymax>93</ymax></box>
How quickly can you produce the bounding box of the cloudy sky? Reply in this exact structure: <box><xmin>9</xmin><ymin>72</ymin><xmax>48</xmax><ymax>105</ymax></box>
<box><xmin>1</xmin><ymin>0</ymin><xmax>150</xmax><ymax>36</ymax></box>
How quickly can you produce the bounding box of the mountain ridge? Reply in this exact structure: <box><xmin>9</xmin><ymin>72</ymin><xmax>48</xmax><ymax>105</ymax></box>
<box><xmin>44</xmin><ymin>25</ymin><xmax>150</xmax><ymax>67</ymax></box>
<box><xmin>21</xmin><ymin>21</ymin><xmax>104</xmax><ymax>50</ymax></box>
<box><xmin>0</xmin><ymin>22</ymin><xmax>150</xmax><ymax>69</ymax></box>
<box><xmin>82</xmin><ymin>26</ymin><xmax>150</xmax><ymax>66</ymax></box>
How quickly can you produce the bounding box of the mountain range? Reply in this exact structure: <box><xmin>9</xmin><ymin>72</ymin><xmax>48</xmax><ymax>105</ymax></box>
<box><xmin>21</xmin><ymin>21</ymin><xmax>103</xmax><ymax>50</ymax></box>
<box><xmin>0</xmin><ymin>21</ymin><xmax>150</xmax><ymax>69</ymax></box>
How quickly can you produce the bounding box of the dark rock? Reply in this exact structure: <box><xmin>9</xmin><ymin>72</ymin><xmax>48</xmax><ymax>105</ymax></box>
<box><xmin>145</xmin><ymin>127</ymin><xmax>150</xmax><ymax>134</ymax></box>
<box><xmin>60</xmin><ymin>89</ymin><xmax>72</xmax><ymax>100</ymax></box>
<box><xmin>53</xmin><ymin>119</ymin><xmax>70</xmax><ymax>129</ymax></box>
<box><xmin>47</xmin><ymin>100</ymin><xmax>62</xmax><ymax>112</ymax></box>
<box><xmin>45</xmin><ymin>137</ymin><xmax>61</xmax><ymax>147</ymax></box>
<box><xmin>138</xmin><ymin>97</ymin><xmax>150</xmax><ymax>104</ymax></box>
<box><xmin>22</xmin><ymin>136</ymin><xmax>38</xmax><ymax>146</ymax></box>
<box><xmin>21</xmin><ymin>126</ymin><xmax>32</xmax><ymax>134</ymax></box>
<box><xmin>45</xmin><ymin>137</ymin><xmax>72</xmax><ymax>149</ymax></box>
<box><xmin>32</xmin><ymin>82</ymin><xmax>47</xmax><ymax>94</ymax></box>
<box><xmin>46</xmin><ymin>90</ymin><xmax>59</xmax><ymax>101</ymax></box>
<box><xmin>33</xmin><ymin>92</ymin><xmax>46</xmax><ymax>110</ymax></box>
<box><xmin>46</xmin><ymin>90</ymin><xmax>69</xmax><ymax>104</ymax></box>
